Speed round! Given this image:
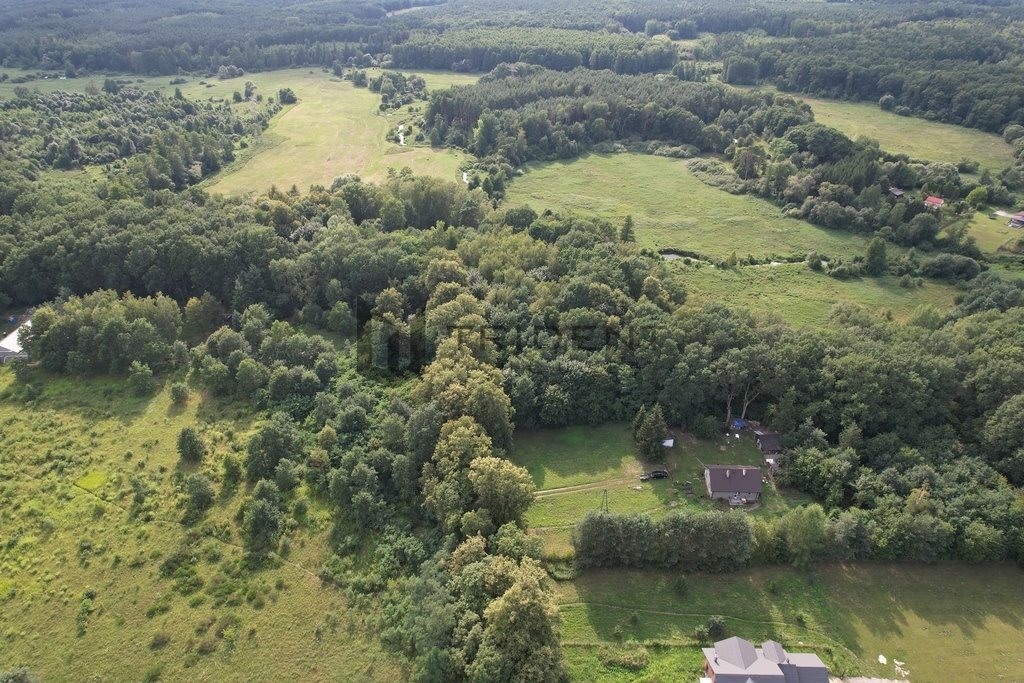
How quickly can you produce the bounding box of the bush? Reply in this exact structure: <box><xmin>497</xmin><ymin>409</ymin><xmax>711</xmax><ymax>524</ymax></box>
<box><xmin>149</xmin><ymin>631</ymin><xmax>171</xmax><ymax>650</ymax></box>
<box><xmin>185</xmin><ymin>474</ymin><xmax>215</xmax><ymax>516</ymax></box>
<box><xmin>177</xmin><ymin>427</ymin><xmax>205</xmax><ymax>464</ymax></box>
<box><xmin>706</xmin><ymin>615</ymin><xmax>727</xmax><ymax>639</ymax></box>
<box><xmin>128</xmin><ymin>361</ymin><xmax>156</xmax><ymax>396</ymax></box>
<box><xmin>222</xmin><ymin>455</ymin><xmax>242</xmax><ymax>491</ymax></box>
<box><xmin>170</xmin><ymin>382</ymin><xmax>190</xmax><ymax>405</ymax></box>
<box><xmin>693</xmin><ymin>415</ymin><xmax>721</xmax><ymax>440</ymax></box>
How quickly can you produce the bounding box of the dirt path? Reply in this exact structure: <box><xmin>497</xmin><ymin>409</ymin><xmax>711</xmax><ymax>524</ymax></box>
<box><xmin>534</xmin><ymin>477</ymin><xmax>636</xmax><ymax>497</ymax></box>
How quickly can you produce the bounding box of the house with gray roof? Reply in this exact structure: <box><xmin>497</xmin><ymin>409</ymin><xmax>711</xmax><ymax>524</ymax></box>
<box><xmin>700</xmin><ymin>636</ymin><xmax>829</xmax><ymax>683</ymax></box>
<box><xmin>704</xmin><ymin>465</ymin><xmax>762</xmax><ymax>505</ymax></box>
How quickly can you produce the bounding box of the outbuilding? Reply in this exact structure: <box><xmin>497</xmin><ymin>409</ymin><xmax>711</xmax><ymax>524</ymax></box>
<box><xmin>754</xmin><ymin>430</ymin><xmax>783</xmax><ymax>455</ymax></box>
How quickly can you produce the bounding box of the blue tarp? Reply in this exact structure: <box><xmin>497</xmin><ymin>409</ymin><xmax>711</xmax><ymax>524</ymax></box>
<box><xmin>730</xmin><ymin>418</ymin><xmax>747</xmax><ymax>430</ymax></box>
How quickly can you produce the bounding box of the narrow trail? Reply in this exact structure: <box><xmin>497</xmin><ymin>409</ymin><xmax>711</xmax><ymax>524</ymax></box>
<box><xmin>535</xmin><ymin>477</ymin><xmax>636</xmax><ymax>497</ymax></box>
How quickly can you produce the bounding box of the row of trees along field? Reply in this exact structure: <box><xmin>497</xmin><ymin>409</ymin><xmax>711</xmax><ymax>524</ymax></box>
<box><xmin>425</xmin><ymin>65</ymin><xmax>1020</xmax><ymax>271</ymax></box>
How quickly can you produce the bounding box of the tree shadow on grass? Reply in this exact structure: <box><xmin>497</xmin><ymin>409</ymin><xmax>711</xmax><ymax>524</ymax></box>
<box><xmin>821</xmin><ymin>562</ymin><xmax>1024</xmax><ymax>646</ymax></box>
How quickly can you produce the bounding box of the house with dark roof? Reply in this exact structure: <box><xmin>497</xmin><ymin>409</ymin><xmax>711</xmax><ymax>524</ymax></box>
<box><xmin>924</xmin><ymin>195</ymin><xmax>945</xmax><ymax>209</ymax></box>
<box><xmin>700</xmin><ymin>636</ymin><xmax>829</xmax><ymax>683</ymax></box>
<box><xmin>754</xmin><ymin>430</ymin><xmax>782</xmax><ymax>456</ymax></box>
<box><xmin>704</xmin><ymin>465</ymin><xmax>762</xmax><ymax>505</ymax></box>
<box><xmin>888</xmin><ymin>186</ymin><xmax>905</xmax><ymax>198</ymax></box>
<box><xmin>1010</xmin><ymin>211</ymin><xmax>1024</xmax><ymax>228</ymax></box>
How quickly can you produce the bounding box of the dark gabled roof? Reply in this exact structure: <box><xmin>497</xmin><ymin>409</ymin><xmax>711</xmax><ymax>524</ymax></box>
<box><xmin>755</xmin><ymin>432</ymin><xmax>782</xmax><ymax>452</ymax></box>
<box><xmin>706</xmin><ymin>465</ymin><xmax>763</xmax><ymax>494</ymax></box>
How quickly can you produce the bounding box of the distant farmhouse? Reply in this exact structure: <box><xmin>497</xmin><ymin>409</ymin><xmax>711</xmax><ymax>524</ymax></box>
<box><xmin>701</xmin><ymin>636</ymin><xmax>829</xmax><ymax>683</ymax></box>
<box><xmin>1010</xmin><ymin>211</ymin><xmax>1024</xmax><ymax>228</ymax></box>
<box><xmin>924</xmin><ymin>195</ymin><xmax>945</xmax><ymax>209</ymax></box>
<box><xmin>888</xmin><ymin>186</ymin><xmax>905</xmax><ymax>199</ymax></box>
<box><xmin>0</xmin><ymin>320</ymin><xmax>30</xmax><ymax>364</ymax></box>
<box><xmin>704</xmin><ymin>465</ymin><xmax>762</xmax><ymax>505</ymax></box>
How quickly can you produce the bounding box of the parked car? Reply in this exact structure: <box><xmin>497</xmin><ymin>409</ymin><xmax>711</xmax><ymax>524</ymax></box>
<box><xmin>640</xmin><ymin>470</ymin><xmax>670</xmax><ymax>481</ymax></box>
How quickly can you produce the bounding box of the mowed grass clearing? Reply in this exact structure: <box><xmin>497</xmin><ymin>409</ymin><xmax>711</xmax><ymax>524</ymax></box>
<box><xmin>557</xmin><ymin>563</ymin><xmax>1024</xmax><ymax>682</ymax></box>
<box><xmin>0</xmin><ymin>366</ymin><xmax>403</xmax><ymax>682</ymax></box>
<box><xmin>967</xmin><ymin>209</ymin><xmax>1024</xmax><ymax>253</ymax></box>
<box><xmin>678</xmin><ymin>262</ymin><xmax>958</xmax><ymax>328</ymax></box>
<box><xmin>506</xmin><ymin>153</ymin><xmax>866</xmax><ymax>261</ymax></box>
<box><xmin>511</xmin><ymin>425</ymin><xmax>810</xmax><ymax>557</ymax></box>
<box><xmin>801</xmin><ymin>95</ymin><xmax>1015</xmax><ymax>172</ymax></box>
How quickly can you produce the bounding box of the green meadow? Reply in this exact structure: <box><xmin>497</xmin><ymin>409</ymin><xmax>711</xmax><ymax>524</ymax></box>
<box><xmin>800</xmin><ymin>95</ymin><xmax>1015</xmax><ymax>172</ymax></box>
<box><xmin>509</xmin><ymin>423</ymin><xmax>1024</xmax><ymax>681</ymax></box>
<box><xmin>730</xmin><ymin>83</ymin><xmax>1015</xmax><ymax>172</ymax></box>
<box><xmin>678</xmin><ymin>263</ymin><xmax>958</xmax><ymax>328</ymax></box>
<box><xmin>505</xmin><ymin>152</ymin><xmax>865</xmax><ymax>261</ymax></box>
<box><xmin>0</xmin><ymin>67</ymin><xmax>476</xmax><ymax>193</ymax></box>
<box><xmin>0</xmin><ymin>367</ymin><xmax>402</xmax><ymax>682</ymax></box>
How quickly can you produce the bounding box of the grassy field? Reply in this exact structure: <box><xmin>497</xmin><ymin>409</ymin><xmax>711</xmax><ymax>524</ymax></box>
<box><xmin>195</xmin><ymin>69</ymin><xmax>476</xmax><ymax>194</ymax></box>
<box><xmin>512</xmin><ymin>425</ymin><xmax>811</xmax><ymax>558</ymax></box>
<box><xmin>730</xmin><ymin>83</ymin><xmax>1015</xmax><ymax>172</ymax></box>
<box><xmin>505</xmin><ymin>153</ymin><xmax>866</xmax><ymax>261</ymax></box>
<box><xmin>556</xmin><ymin>563</ymin><xmax>1024</xmax><ymax>682</ymax></box>
<box><xmin>0</xmin><ymin>366</ymin><xmax>402</xmax><ymax>682</ymax></box>
<box><xmin>679</xmin><ymin>262</ymin><xmax>959</xmax><ymax>328</ymax></box>
<box><xmin>967</xmin><ymin>210</ymin><xmax>1024</xmax><ymax>253</ymax></box>
<box><xmin>0</xmin><ymin>67</ymin><xmax>476</xmax><ymax>193</ymax></box>
<box><xmin>801</xmin><ymin>95</ymin><xmax>1015</xmax><ymax>172</ymax></box>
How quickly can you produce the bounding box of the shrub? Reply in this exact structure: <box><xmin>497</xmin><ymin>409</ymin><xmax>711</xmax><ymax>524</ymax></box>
<box><xmin>706</xmin><ymin>615</ymin><xmax>727</xmax><ymax>639</ymax></box>
<box><xmin>177</xmin><ymin>427</ymin><xmax>205</xmax><ymax>463</ymax></box>
<box><xmin>185</xmin><ymin>474</ymin><xmax>215</xmax><ymax>516</ymax></box>
<box><xmin>170</xmin><ymin>382</ymin><xmax>190</xmax><ymax>405</ymax></box>
<box><xmin>128</xmin><ymin>361</ymin><xmax>155</xmax><ymax>396</ymax></box>
<box><xmin>149</xmin><ymin>631</ymin><xmax>171</xmax><ymax>650</ymax></box>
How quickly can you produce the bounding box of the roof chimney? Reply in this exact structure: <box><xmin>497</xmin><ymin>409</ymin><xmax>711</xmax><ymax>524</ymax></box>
<box><xmin>742</xmin><ymin>468</ymin><xmax>747</xmax><ymax>476</ymax></box>
<box><xmin>725</xmin><ymin>469</ymin><xmax>730</xmax><ymax>478</ymax></box>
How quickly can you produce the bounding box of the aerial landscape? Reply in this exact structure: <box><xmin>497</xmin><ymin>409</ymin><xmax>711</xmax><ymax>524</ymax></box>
<box><xmin>1</xmin><ymin>1</ymin><xmax>1023</xmax><ymax>681</ymax></box>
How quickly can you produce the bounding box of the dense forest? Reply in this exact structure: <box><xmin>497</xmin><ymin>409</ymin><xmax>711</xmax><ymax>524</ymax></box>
<box><xmin>3</xmin><ymin>1</ymin><xmax>1024</xmax><ymax>680</ymax></box>
<box><xmin>8</xmin><ymin>159</ymin><xmax>1024</xmax><ymax>676</ymax></box>
<box><xmin>4</xmin><ymin>0</ymin><xmax>1024</xmax><ymax>139</ymax></box>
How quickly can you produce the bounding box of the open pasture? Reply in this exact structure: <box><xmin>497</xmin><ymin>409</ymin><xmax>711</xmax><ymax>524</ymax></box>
<box><xmin>504</xmin><ymin>153</ymin><xmax>866</xmax><ymax>261</ymax></box>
